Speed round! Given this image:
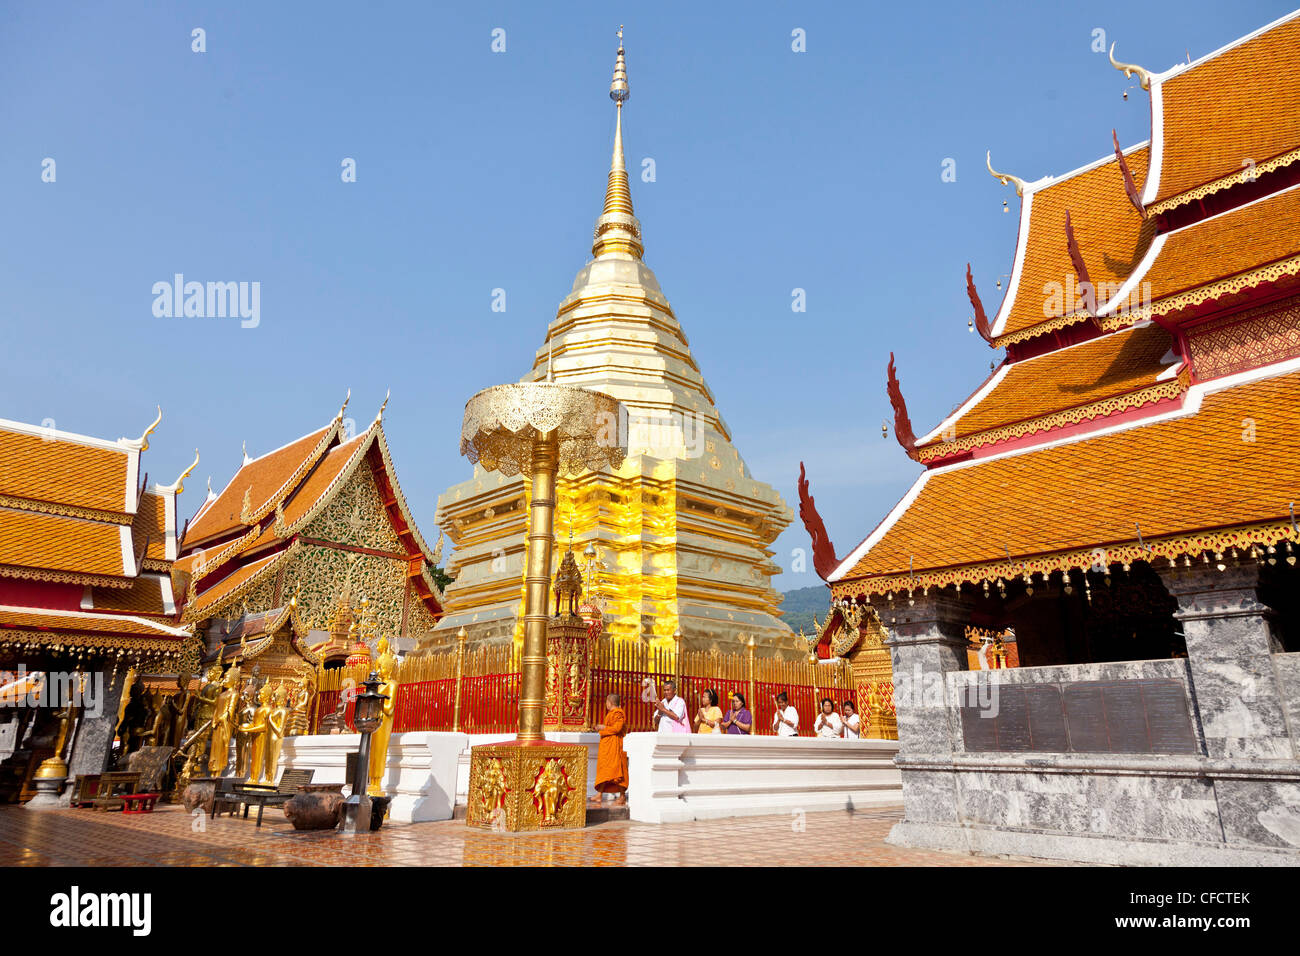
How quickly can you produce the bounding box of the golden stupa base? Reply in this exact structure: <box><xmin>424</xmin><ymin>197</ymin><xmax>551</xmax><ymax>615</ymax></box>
<box><xmin>465</xmin><ymin>739</ymin><xmax>588</xmax><ymax>832</ymax></box>
<box><xmin>33</xmin><ymin>756</ymin><xmax>69</xmax><ymax>781</ymax></box>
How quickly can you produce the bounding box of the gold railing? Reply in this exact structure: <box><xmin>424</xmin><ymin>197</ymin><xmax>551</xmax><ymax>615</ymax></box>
<box><xmin>313</xmin><ymin>640</ymin><xmax>886</xmax><ymax>737</ymax></box>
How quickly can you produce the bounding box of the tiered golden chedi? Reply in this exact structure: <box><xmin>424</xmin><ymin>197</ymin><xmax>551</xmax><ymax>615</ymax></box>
<box><xmin>434</xmin><ymin>38</ymin><xmax>798</xmax><ymax>657</ymax></box>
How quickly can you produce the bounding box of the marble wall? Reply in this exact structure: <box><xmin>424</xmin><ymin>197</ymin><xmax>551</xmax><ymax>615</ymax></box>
<box><xmin>885</xmin><ymin>571</ymin><xmax>1300</xmax><ymax>866</ymax></box>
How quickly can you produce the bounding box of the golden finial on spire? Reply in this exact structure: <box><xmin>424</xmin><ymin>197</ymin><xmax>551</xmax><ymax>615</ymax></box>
<box><xmin>986</xmin><ymin>151</ymin><xmax>1028</xmax><ymax>197</ymax></box>
<box><xmin>376</xmin><ymin>389</ymin><xmax>390</xmax><ymax>422</ymax></box>
<box><xmin>610</xmin><ymin>25</ymin><xmax>628</xmax><ymax>104</ymax></box>
<box><xmin>592</xmin><ymin>28</ymin><xmax>642</xmax><ymax>260</ymax></box>
<box><xmin>336</xmin><ymin>387</ymin><xmax>352</xmax><ymax>422</ymax></box>
<box><xmin>1109</xmin><ymin>42</ymin><xmax>1152</xmax><ymax>91</ymax></box>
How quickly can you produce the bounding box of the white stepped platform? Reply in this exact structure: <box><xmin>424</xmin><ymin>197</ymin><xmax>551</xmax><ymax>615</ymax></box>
<box><xmin>623</xmin><ymin>733</ymin><xmax>902</xmax><ymax>823</ymax></box>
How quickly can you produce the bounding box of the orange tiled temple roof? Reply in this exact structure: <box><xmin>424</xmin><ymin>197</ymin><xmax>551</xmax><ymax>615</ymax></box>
<box><xmin>834</xmin><ymin>367</ymin><xmax>1300</xmax><ymax>595</ymax></box>
<box><xmin>0</xmin><ymin>508</ymin><xmax>132</xmax><ymax>581</ymax></box>
<box><xmin>184</xmin><ymin>550</ymin><xmax>287</xmax><ymax>622</ymax></box>
<box><xmin>85</xmin><ymin>574</ymin><xmax>174</xmax><ymax>617</ymax></box>
<box><xmin>1149</xmin><ymin>13</ymin><xmax>1300</xmax><ymax>211</ymax></box>
<box><xmin>185</xmin><ymin>424</ymin><xmax>335</xmax><ymax>547</ymax></box>
<box><xmin>1105</xmin><ymin>184</ymin><xmax>1300</xmax><ymax>325</ymax></box>
<box><xmin>916</xmin><ymin>323</ymin><xmax>1179</xmax><ymax>460</ymax></box>
<box><xmin>131</xmin><ymin>490</ymin><xmax>176</xmax><ymax>565</ymax></box>
<box><xmin>830</xmin><ymin>14</ymin><xmax>1300</xmax><ymax>601</ymax></box>
<box><xmin>0</xmin><ymin>414</ymin><xmax>189</xmax><ymax>655</ymax></box>
<box><xmin>0</xmin><ymin>606</ymin><xmax>189</xmax><ymax>639</ymax></box>
<box><xmin>991</xmin><ymin>147</ymin><xmax>1155</xmax><ymax>346</ymax></box>
<box><xmin>180</xmin><ymin>404</ymin><xmax>443</xmax><ymax>625</ymax></box>
<box><xmin>0</xmin><ymin>428</ymin><xmax>133</xmax><ymax>516</ymax></box>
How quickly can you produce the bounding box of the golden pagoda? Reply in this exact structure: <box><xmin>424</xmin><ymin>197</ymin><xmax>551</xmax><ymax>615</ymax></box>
<box><xmin>433</xmin><ymin>31</ymin><xmax>800</xmax><ymax>657</ymax></box>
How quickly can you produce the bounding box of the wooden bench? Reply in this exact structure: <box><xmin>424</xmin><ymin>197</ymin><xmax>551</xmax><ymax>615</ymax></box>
<box><xmin>90</xmin><ymin>772</ymin><xmax>140</xmax><ymax>811</ymax></box>
<box><xmin>232</xmin><ymin>769</ymin><xmax>316</xmax><ymax>827</ymax></box>
<box><xmin>210</xmin><ymin>776</ymin><xmax>246</xmax><ymax>819</ymax></box>
<box><xmin>69</xmin><ymin>774</ymin><xmax>102</xmax><ymax>808</ymax></box>
<box><xmin>120</xmin><ymin>792</ymin><xmax>161</xmax><ymax>814</ymax></box>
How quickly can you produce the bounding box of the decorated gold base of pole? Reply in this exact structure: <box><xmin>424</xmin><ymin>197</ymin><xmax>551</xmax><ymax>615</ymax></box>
<box><xmin>465</xmin><ymin>739</ymin><xmax>588</xmax><ymax>832</ymax></box>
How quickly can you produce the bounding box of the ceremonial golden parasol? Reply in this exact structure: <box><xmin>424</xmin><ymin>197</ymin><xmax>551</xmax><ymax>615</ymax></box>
<box><xmin>460</xmin><ymin>382</ymin><xmax>627</xmax><ymax>829</ymax></box>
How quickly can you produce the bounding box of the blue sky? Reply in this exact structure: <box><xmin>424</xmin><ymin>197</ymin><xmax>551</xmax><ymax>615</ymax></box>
<box><xmin>1</xmin><ymin>1</ymin><xmax>1290</xmax><ymax>591</ymax></box>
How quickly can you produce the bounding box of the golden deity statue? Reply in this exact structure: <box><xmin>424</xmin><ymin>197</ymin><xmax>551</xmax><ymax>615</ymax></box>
<box><xmin>239</xmin><ymin>683</ymin><xmax>274</xmax><ymax>785</ymax></box>
<box><xmin>265</xmin><ymin>683</ymin><xmax>290</xmax><ymax>784</ymax></box>
<box><xmin>234</xmin><ymin>681</ymin><xmax>259</xmax><ymax>779</ymax></box>
<box><xmin>478</xmin><ymin>757</ymin><xmax>509</xmax><ymax>822</ymax></box>
<box><xmin>114</xmin><ymin>666</ymin><xmax>137</xmax><ymax>742</ymax></box>
<box><xmin>208</xmin><ymin>666</ymin><xmax>241</xmax><ymax>775</ymax></box>
<box><xmin>367</xmin><ymin>639</ymin><xmax>399</xmax><ymax>796</ymax></box>
<box><xmin>191</xmin><ymin>666</ymin><xmax>222</xmax><ymax>732</ymax></box>
<box><xmin>532</xmin><ymin>758</ymin><xmax>568</xmax><ymax>824</ymax></box>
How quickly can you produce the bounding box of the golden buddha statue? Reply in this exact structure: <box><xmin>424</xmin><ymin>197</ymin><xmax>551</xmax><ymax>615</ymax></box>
<box><xmin>34</xmin><ymin>674</ymin><xmax>83</xmax><ymax>781</ymax></box>
<box><xmin>288</xmin><ymin>677</ymin><xmax>313</xmax><ymax>736</ymax></box>
<box><xmin>208</xmin><ymin>666</ymin><xmax>241</xmax><ymax>775</ymax></box>
<box><xmin>239</xmin><ymin>683</ymin><xmax>274</xmax><ymax>785</ymax></box>
<box><xmin>367</xmin><ymin>639</ymin><xmax>399</xmax><ymax>796</ymax></box>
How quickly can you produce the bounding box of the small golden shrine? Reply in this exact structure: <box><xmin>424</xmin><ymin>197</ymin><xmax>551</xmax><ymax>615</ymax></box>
<box><xmin>544</xmin><ymin>549</ymin><xmax>594</xmax><ymax>732</ymax></box>
<box><xmin>203</xmin><ymin>598</ymin><xmax>321</xmax><ymax>686</ymax></box>
<box><xmin>810</xmin><ymin>600</ymin><xmax>898</xmax><ymax>740</ymax></box>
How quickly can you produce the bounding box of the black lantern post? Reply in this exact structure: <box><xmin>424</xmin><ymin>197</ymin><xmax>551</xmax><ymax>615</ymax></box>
<box><xmin>340</xmin><ymin>672</ymin><xmax>387</xmax><ymax>834</ymax></box>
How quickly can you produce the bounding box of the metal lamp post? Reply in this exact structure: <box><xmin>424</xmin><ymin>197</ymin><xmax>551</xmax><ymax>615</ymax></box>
<box><xmin>340</xmin><ymin>672</ymin><xmax>386</xmax><ymax>834</ymax></box>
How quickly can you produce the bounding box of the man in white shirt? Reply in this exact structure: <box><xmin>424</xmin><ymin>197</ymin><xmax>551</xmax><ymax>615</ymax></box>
<box><xmin>841</xmin><ymin>699</ymin><xmax>861</xmax><ymax>739</ymax></box>
<box><xmin>771</xmin><ymin>692</ymin><xmax>799</xmax><ymax>736</ymax></box>
<box><xmin>814</xmin><ymin>698</ymin><xmax>843</xmax><ymax>739</ymax></box>
<box><xmin>653</xmin><ymin>679</ymin><xmax>689</xmax><ymax>733</ymax></box>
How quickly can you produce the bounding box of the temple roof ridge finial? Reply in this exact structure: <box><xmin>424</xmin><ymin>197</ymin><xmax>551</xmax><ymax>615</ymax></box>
<box><xmin>158</xmin><ymin>449</ymin><xmax>200</xmax><ymax>494</ymax></box>
<box><xmin>986</xmin><ymin>151</ymin><xmax>1027</xmax><ymax>197</ymax></box>
<box><xmin>121</xmin><ymin>406</ymin><xmax>162</xmax><ymax>451</ymax></box>
<box><xmin>1109</xmin><ymin>42</ymin><xmax>1152</xmax><ymax>91</ymax></box>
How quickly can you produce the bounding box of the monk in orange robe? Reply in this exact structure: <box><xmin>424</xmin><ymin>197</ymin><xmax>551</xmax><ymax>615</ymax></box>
<box><xmin>593</xmin><ymin>693</ymin><xmax>629</xmax><ymax>806</ymax></box>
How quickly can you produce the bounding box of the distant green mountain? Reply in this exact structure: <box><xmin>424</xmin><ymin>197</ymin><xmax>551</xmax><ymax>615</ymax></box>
<box><xmin>778</xmin><ymin>584</ymin><xmax>830</xmax><ymax>636</ymax></box>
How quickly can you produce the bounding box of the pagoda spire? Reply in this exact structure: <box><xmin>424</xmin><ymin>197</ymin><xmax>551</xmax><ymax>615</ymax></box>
<box><xmin>592</xmin><ymin>27</ymin><xmax>644</xmax><ymax>261</ymax></box>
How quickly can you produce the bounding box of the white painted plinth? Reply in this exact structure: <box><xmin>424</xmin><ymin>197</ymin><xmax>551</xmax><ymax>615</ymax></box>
<box><xmin>454</xmin><ymin>732</ymin><xmax>601</xmax><ymax>805</ymax></box>
<box><xmin>623</xmin><ymin>733</ymin><xmax>902</xmax><ymax>823</ymax></box>
<box><xmin>279</xmin><ymin>731</ymin><xmax>466</xmax><ymax>823</ymax></box>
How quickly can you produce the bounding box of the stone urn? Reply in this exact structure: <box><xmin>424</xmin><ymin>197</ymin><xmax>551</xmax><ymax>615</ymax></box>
<box><xmin>284</xmin><ymin>783</ymin><xmax>345</xmax><ymax>830</ymax></box>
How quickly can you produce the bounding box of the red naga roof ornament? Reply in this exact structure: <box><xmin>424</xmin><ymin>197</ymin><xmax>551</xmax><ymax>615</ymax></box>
<box><xmin>1064</xmin><ymin>210</ymin><xmax>1101</xmax><ymax>323</ymax></box>
<box><xmin>1112</xmin><ymin>129</ymin><xmax>1146</xmax><ymax>219</ymax></box>
<box><xmin>965</xmin><ymin>263</ymin><xmax>995</xmax><ymax>345</ymax></box>
<box><xmin>886</xmin><ymin>352</ymin><xmax>917</xmax><ymax>454</ymax></box>
<box><xmin>797</xmin><ymin>462</ymin><xmax>841</xmax><ymax>581</ymax></box>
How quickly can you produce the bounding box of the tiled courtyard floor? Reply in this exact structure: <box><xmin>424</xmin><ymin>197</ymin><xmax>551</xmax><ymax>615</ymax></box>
<box><xmin>0</xmin><ymin>803</ymin><xmax>1053</xmax><ymax>866</ymax></box>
